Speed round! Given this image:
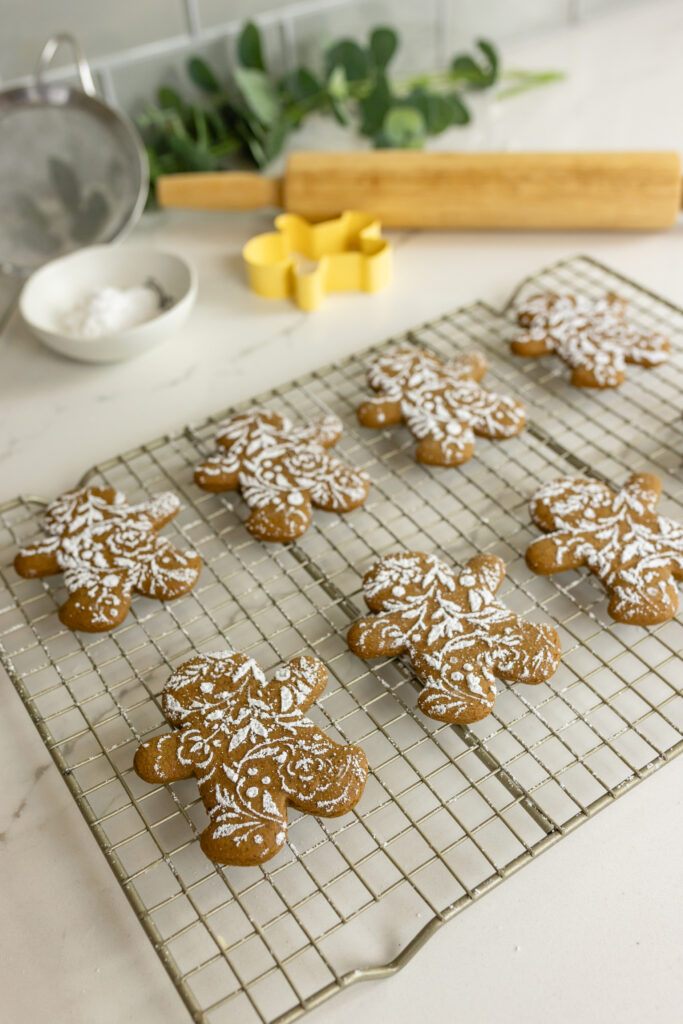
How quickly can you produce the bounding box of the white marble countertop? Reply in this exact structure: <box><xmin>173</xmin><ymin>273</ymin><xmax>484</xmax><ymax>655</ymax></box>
<box><xmin>1</xmin><ymin>3</ymin><xmax>682</xmax><ymax>1022</ymax></box>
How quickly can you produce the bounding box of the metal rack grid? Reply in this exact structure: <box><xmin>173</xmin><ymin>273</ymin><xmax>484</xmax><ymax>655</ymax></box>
<box><xmin>1</xmin><ymin>255</ymin><xmax>681</xmax><ymax>1024</ymax></box>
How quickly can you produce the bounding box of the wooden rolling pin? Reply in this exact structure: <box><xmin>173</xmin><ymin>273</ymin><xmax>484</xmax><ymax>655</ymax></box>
<box><xmin>156</xmin><ymin>150</ymin><xmax>682</xmax><ymax>230</ymax></box>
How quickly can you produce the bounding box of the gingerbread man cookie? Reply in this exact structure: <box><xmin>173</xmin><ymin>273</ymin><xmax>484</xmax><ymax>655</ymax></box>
<box><xmin>356</xmin><ymin>346</ymin><xmax>526</xmax><ymax>466</ymax></box>
<box><xmin>347</xmin><ymin>552</ymin><xmax>561</xmax><ymax>725</ymax></box>
<box><xmin>195</xmin><ymin>409</ymin><xmax>371</xmax><ymax>542</ymax></box>
<box><xmin>511</xmin><ymin>292</ymin><xmax>669</xmax><ymax>388</ymax></box>
<box><xmin>14</xmin><ymin>487</ymin><xmax>201</xmax><ymax>632</ymax></box>
<box><xmin>526</xmin><ymin>473</ymin><xmax>683</xmax><ymax>625</ymax></box>
<box><xmin>134</xmin><ymin>651</ymin><xmax>368</xmax><ymax>866</ymax></box>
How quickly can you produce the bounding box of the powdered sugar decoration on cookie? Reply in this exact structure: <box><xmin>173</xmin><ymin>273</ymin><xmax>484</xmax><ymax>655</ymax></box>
<box><xmin>134</xmin><ymin>651</ymin><xmax>368</xmax><ymax>866</ymax></box>
<box><xmin>526</xmin><ymin>473</ymin><xmax>683</xmax><ymax>625</ymax></box>
<box><xmin>194</xmin><ymin>408</ymin><xmax>371</xmax><ymax>542</ymax></box>
<box><xmin>511</xmin><ymin>292</ymin><xmax>669</xmax><ymax>388</ymax></box>
<box><xmin>347</xmin><ymin>552</ymin><xmax>561</xmax><ymax>725</ymax></box>
<box><xmin>356</xmin><ymin>346</ymin><xmax>526</xmax><ymax>466</ymax></box>
<box><xmin>14</xmin><ymin>487</ymin><xmax>201</xmax><ymax>632</ymax></box>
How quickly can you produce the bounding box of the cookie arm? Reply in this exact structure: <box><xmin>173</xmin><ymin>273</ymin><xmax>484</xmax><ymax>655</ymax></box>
<box><xmin>14</xmin><ymin>539</ymin><xmax>60</xmax><ymax>578</ymax></box>
<box><xmin>134</xmin><ymin>732</ymin><xmax>194</xmax><ymax>783</ymax></box>
<box><xmin>194</xmin><ymin>454</ymin><xmax>241</xmax><ymax>492</ymax></box>
<box><xmin>624</xmin><ymin>473</ymin><xmax>662</xmax><ymax>513</ymax></box>
<box><xmin>526</xmin><ymin>534</ymin><xmax>587</xmax><ymax>574</ymax></box>
<box><xmin>357</xmin><ymin>394</ymin><xmax>403</xmax><ymax>429</ymax></box>
<box><xmin>290</xmin><ymin>414</ymin><xmax>344</xmax><ymax>450</ymax></box>
<box><xmin>347</xmin><ymin>613</ymin><xmax>408</xmax><ymax>658</ymax></box>
<box><xmin>463</xmin><ymin>553</ymin><xmax>506</xmax><ymax>594</ymax></box>
<box><xmin>510</xmin><ymin>330</ymin><xmax>553</xmax><ymax>357</ymax></box>
<box><xmin>142</xmin><ymin>492</ymin><xmax>181</xmax><ymax>529</ymax></box>
<box><xmin>266</xmin><ymin>655</ymin><xmax>328</xmax><ymax>713</ymax></box>
<box><xmin>446</xmin><ymin>351</ymin><xmax>487</xmax><ymax>383</ymax></box>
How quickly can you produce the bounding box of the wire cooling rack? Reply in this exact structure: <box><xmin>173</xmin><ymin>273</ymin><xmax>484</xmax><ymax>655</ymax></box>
<box><xmin>1</xmin><ymin>255</ymin><xmax>681</xmax><ymax>1024</ymax></box>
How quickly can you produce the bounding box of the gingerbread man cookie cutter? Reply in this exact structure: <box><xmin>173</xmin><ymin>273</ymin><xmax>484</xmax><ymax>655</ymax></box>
<box><xmin>242</xmin><ymin>210</ymin><xmax>392</xmax><ymax>311</ymax></box>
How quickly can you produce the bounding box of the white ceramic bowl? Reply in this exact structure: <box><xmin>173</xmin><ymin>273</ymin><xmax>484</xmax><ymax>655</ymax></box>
<box><xmin>19</xmin><ymin>244</ymin><xmax>197</xmax><ymax>363</ymax></box>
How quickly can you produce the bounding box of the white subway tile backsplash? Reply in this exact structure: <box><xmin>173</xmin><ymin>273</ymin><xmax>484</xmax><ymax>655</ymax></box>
<box><xmin>445</xmin><ymin>0</ymin><xmax>572</xmax><ymax>50</ymax></box>
<box><xmin>291</xmin><ymin>0</ymin><xmax>442</xmax><ymax>76</ymax></box>
<box><xmin>0</xmin><ymin>0</ymin><xmax>188</xmax><ymax>82</ymax></box>
<box><xmin>0</xmin><ymin>0</ymin><xmax>649</xmax><ymax>107</ymax></box>
<box><xmin>198</xmin><ymin>0</ymin><xmax>296</xmax><ymax>28</ymax></box>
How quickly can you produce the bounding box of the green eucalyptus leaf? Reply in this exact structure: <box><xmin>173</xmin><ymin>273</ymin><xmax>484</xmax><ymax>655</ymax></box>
<box><xmin>359</xmin><ymin>74</ymin><xmax>391</xmax><ymax>135</ymax></box>
<box><xmin>287</xmin><ymin>66</ymin><xmax>322</xmax><ymax>101</ymax></box>
<box><xmin>261</xmin><ymin>119</ymin><xmax>289</xmax><ymax>164</ymax></box>
<box><xmin>167</xmin><ymin>134</ymin><xmax>220</xmax><ymax>170</ymax></box>
<box><xmin>382</xmin><ymin>105</ymin><xmax>426</xmax><ymax>148</ymax></box>
<box><xmin>369</xmin><ymin>27</ymin><xmax>398</xmax><ymax>68</ymax></box>
<box><xmin>409</xmin><ymin>91</ymin><xmax>453</xmax><ymax>134</ymax></box>
<box><xmin>329</xmin><ymin>95</ymin><xmax>350</xmax><ymax>126</ymax></box>
<box><xmin>326</xmin><ymin>64</ymin><xmax>348</xmax><ymax>100</ymax></box>
<box><xmin>451</xmin><ymin>38</ymin><xmax>498</xmax><ymax>89</ymax></box>
<box><xmin>448</xmin><ymin>92</ymin><xmax>470</xmax><ymax>124</ymax></box>
<box><xmin>234</xmin><ymin>66</ymin><xmax>280</xmax><ymax>125</ymax></box>
<box><xmin>476</xmin><ymin>39</ymin><xmax>499</xmax><ymax>81</ymax></box>
<box><xmin>157</xmin><ymin>86</ymin><xmax>183</xmax><ymax>112</ymax></box>
<box><xmin>48</xmin><ymin>157</ymin><xmax>81</xmax><ymax>212</ymax></box>
<box><xmin>238</xmin><ymin>21</ymin><xmax>265</xmax><ymax>70</ymax></box>
<box><xmin>325</xmin><ymin>39</ymin><xmax>369</xmax><ymax>82</ymax></box>
<box><xmin>188</xmin><ymin>56</ymin><xmax>221</xmax><ymax>94</ymax></box>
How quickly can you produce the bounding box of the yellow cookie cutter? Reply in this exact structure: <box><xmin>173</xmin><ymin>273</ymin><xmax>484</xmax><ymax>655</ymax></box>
<box><xmin>243</xmin><ymin>210</ymin><xmax>392</xmax><ymax>311</ymax></box>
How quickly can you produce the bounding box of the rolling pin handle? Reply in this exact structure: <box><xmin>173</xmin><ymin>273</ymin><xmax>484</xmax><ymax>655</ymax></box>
<box><xmin>156</xmin><ymin>172</ymin><xmax>283</xmax><ymax>211</ymax></box>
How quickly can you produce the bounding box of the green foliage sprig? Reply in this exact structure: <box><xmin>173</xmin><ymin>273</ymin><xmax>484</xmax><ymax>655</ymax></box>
<box><xmin>138</xmin><ymin>21</ymin><xmax>562</xmax><ymax>193</ymax></box>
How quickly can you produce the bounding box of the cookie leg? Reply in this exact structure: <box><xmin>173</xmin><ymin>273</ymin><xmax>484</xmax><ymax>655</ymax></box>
<box><xmin>470</xmin><ymin>393</ymin><xmax>526</xmax><ymax>440</ymax></box>
<box><xmin>307</xmin><ymin>460</ymin><xmax>371</xmax><ymax>513</ymax></box>
<box><xmin>277</xmin><ymin>732</ymin><xmax>368</xmax><ymax>817</ymax></box>
<box><xmin>492</xmin><ymin>620</ymin><xmax>562</xmax><ymax>685</ymax></box>
<box><xmin>414</xmin><ymin>656</ymin><xmax>495</xmax><ymax>725</ymax></box>
<box><xmin>59</xmin><ymin>581</ymin><xmax>132</xmax><ymax>632</ymax></box>
<box><xmin>136</xmin><ymin>539</ymin><xmax>202</xmax><ymax>599</ymax></box>
<box><xmin>246</xmin><ymin>493</ymin><xmax>313</xmax><ymax>542</ymax></box>
<box><xmin>200</xmin><ymin>817</ymin><xmax>288</xmax><ymax>866</ymax></box>
<box><xmin>607</xmin><ymin>569</ymin><xmax>679</xmax><ymax>626</ymax></box>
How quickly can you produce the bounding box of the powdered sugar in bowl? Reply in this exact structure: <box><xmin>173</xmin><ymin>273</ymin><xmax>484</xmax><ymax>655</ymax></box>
<box><xmin>19</xmin><ymin>244</ymin><xmax>197</xmax><ymax>363</ymax></box>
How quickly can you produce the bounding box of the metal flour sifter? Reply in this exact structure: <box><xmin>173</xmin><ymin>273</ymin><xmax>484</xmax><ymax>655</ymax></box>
<box><xmin>0</xmin><ymin>34</ymin><xmax>148</xmax><ymax>329</ymax></box>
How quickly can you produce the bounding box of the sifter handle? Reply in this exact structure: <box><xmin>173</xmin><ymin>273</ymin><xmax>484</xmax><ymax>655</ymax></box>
<box><xmin>35</xmin><ymin>34</ymin><xmax>97</xmax><ymax>97</ymax></box>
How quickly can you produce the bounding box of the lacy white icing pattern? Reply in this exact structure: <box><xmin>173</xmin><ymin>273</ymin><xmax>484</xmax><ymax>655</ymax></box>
<box><xmin>134</xmin><ymin>651</ymin><xmax>368</xmax><ymax>865</ymax></box>
<box><xmin>356</xmin><ymin>346</ymin><xmax>526</xmax><ymax>466</ymax></box>
<box><xmin>526</xmin><ymin>473</ymin><xmax>683</xmax><ymax>624</ymax></box>
<box><xmin>347</xmin><ymin>552</ymin><xmax>561</xmax><ymax>725</ymax></box>
<box><xmin>14</xmin><ymin>487</ymin><xmax>201</xmax><ymax>632</ymax></box>
<box><xmin>195</xmin><ymin>409</ymin><xmax>371</xmax><ymax>541</ymax></box>
<box><xmin>511</xmin><ymin>292</ymin><xmax>669</xmax><ymax>388</ymax></box>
